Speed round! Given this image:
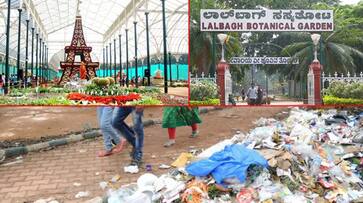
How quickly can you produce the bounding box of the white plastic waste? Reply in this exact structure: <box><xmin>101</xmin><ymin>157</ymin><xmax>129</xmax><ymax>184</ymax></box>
<box><xmin>99</xmin><ymin>181</ymin><xmax>108</xmax><ymax>190</ymax></box>
<box><xmin>290</xmin><ymin>124</ymin><xmax>314</xmax><ymax>144</ymax></box>
<box><xmin>124</xmin><ymin>165</ymin><xmax>139</xmax><ymax>174</ymax></box>
<box><xmin>197</xmin><ymin>139</ymin><xmax>233</xmax><ymax>159</ymax></box>
<box><xmin>124</xmin><ymin>191</ymin><xmax>152</xmax><ymax>203</ymax></box>
<box><xmin>248</xmin><ymin>126</ymin><xmax>276</xmax><ymax>142</ymax></box>
<box><xmin>73</xmin><ymin>182</ymin><xmax>81</xmax><ymax>187</ymax></box>
<box><xmin>283</xmin><ymin>194</ymin><xmax>307</xmax><ymax>203</ymax></box>
<box><xmin>137</xmin><ymin>173</ymin><xmax>158</xmax><ymax>193</ymax></box>
<box><xmin>75</xmin><ymin>191</ymin><xmax>90</xmax><ymax>198</ymax></box>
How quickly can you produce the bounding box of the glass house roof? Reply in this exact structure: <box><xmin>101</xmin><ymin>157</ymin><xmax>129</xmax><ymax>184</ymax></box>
<box><xmin>0</xmin><ymin>0</ymin><xmax>188</xmax><ymax>70</ymax></box>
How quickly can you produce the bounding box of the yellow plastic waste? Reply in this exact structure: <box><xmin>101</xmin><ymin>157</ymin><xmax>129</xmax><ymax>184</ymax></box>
<box><xmin>181</xmin><ymin>179</ymin><xmax>208</xmax><ymax>203</ymax></box>
<box><xmin>172</xmin><ymin>153</ymin><xmax>194</xmax><ymax>168</ymax></box>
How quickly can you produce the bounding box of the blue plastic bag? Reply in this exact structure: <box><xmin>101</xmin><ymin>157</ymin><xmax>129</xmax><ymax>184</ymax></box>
<box><xmin>186</xmin><ymin>144</ymin><xmax>268</xmax><ymax>185</ymax></box>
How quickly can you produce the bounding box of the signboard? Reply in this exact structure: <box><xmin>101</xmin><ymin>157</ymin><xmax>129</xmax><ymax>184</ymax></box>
<box><xmin>229</xmin><ymin>57</ymin><xmax>299</xmax><ymax>65</ymax></box>
<box><xmin>200</xmin><ymin>9</ymin><xmax>333</xmax><ymax>32</ymax></box>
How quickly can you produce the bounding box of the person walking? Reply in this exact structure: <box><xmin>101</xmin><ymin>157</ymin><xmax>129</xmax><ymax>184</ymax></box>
<box><xmin>97</xmin><ymin>107</ymin><xmax>126</xmax><ymax>157</ymax></box>
<box><xmin>257</xmin><ymin>85</ymin><xmax>263</xmax><ymax>105</ymax></box>
<box><xmin>162</xmin><ymin>107</ymin><xmax>202</xmax><ymax>147</ymax></box>
<box><xmin>246</xmin><ymin>83</ymin><xmax>257</xmax><ymax>105</ymax></box>
<box><xmin>112</xmin><ymin>107</ymin><xmax>144</xmax><ymax>167</ymax></box>
<box><xmin>241</xmin><ymin>89</ymin><xmax>246</xmax><ymax>101</ymax></box>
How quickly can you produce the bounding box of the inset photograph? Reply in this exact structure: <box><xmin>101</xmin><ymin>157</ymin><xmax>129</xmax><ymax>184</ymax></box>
<box><xmin>189</xmin><ymin>0</ymin><xmax>363</xmax><ymax>106</ymax></box>
<box><xmin>0</xmin><ymin>0</ymin><xmax>188</xmax><ymax>106</ymax></box>
<box><xmin>1</xmin><ymin>107</ymin><xmax>363</xmax><ymax>202</ymax></box>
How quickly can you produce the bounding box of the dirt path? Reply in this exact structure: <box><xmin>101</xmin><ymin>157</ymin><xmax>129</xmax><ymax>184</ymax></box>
<box><xmin>0</xmin><ymin>107</ymin><xmax>287</xmax><ymax>202</ymax></box>
<box><xmin>0</xmin><ymin>107</ymin><xmax>163</xmax><ymax>142</ymax></box>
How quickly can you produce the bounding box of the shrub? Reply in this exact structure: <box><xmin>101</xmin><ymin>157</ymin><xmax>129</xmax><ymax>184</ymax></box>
<box><xmin>190</xmin><ymin>99</ymin><xmax>220</xmax><ymax>105</ymax></box>
<box><xmin>323</xmin><ymin>95</ymin><xmax>363</xmax><ymax>105</ymax></box>
<box><xmin>325</xmin><ymin>81</ymin><xmax>363</xmax><ymax>99</ymax></box>
<box><xmin>126</xmin><ymin>96</ymin><xmax>162</xmax><ymax>105</ymax></box>
<box><xmin>190</xmin><ymin>80</ymin><xmax>218</xmax><ymax>101</ymax></box>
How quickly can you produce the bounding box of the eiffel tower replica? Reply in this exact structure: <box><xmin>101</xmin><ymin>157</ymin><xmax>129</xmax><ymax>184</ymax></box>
<box><xmin>58</xmin><ymin>12</ymin><xmax>99</xmax><ymax>85</ymax></box>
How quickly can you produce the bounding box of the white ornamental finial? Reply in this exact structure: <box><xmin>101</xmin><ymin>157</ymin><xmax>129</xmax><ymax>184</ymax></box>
<box><xmin>76</xmin><ymin>0</ymin><xmax>81</xmax><ymax>16</ymax></box>
<box><xmin>217</xmin><ymin>34</ymin><xmax>228</xmax><ymax>62</ymax></box>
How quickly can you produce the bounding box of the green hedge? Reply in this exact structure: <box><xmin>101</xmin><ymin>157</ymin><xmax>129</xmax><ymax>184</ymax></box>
<box><xmin>323</xmin><ymin>95</ymin><xmax>363</xmax><ymax>105</ymax></box>
<box><xmin>190</xmin><ymin>99</ymin><xmax>220</xmax><ymax>105</ymax></box>
<box><xmin>126</xmin><ymin>96</ymin><xmax>162</xmax><ymax>105</ymax></box>
<box><xmin>324</xmin><ymin>81</ymin><xmax>363</xmax><ymax>99</ymax></box>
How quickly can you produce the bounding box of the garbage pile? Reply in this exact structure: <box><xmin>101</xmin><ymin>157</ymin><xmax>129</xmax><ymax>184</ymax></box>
<box><xmin>103</xmin><ymin>108</ymin><xmax>363</xmax><ymax>203</ymax></box>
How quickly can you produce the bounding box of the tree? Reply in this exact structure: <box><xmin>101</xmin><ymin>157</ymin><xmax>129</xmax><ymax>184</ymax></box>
<box><xmin>190</xmin><ymin>0</ymin><xmax>242</xmax><ymax>79</ymax></box>
<box><xmin>281</xmin><ymin>3</ymin><xmax>363</xmax><ymax>79</ymax></box>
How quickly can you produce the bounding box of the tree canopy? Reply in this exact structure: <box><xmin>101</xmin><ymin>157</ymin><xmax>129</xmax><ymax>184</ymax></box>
<box><xmin>190</xmin><ymin>0</ymin><xmax>363</xmax><ymax>82</ymax></box>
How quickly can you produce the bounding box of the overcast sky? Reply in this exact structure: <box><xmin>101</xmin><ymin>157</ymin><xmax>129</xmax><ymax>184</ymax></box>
<box><xmin>340</xmin><ymin>0</ymin><xmax>361</xmax><ymax>5</ymax></box>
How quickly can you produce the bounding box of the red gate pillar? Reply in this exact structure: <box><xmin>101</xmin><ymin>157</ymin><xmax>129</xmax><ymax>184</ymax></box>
<box><xmin>308</xmin><ymin>60</ymin><xmax>322</xmax><ymax>105</ymax></box>
<box><xmin>217</xmin><ymin>61</ymin><xmax>229</xmax><ymax>105</ymax></box>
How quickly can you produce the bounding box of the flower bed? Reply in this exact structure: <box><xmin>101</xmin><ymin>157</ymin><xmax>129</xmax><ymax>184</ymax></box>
<box><xmin>1</xmin><ymin>77</ymin><xmax>184</xmax><ymax>105</ymax></box>
<box><xmin>157</xmin><ymin>94</ymin><xmax>188</xmax><ymax>105</ymax></box>
<box><xmin>0</xmin><ymin>95</ymin><xmax>74</xmax><ymax>105</ymax></box>
<box><xmin>67</xmin><ymin>92</ymin><xmax>141</xmax><ymax>105</ymax></box>
<box><xmin>190</xmin><ymin>80</ymin><xmax>219</xmax><ymax>104</ymax></box>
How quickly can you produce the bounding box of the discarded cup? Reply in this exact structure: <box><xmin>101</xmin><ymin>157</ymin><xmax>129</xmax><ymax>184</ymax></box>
<box><xmin>146</xmin><ymin>164</ymin><xmax>152</xmax><ymax>171</ymax></box>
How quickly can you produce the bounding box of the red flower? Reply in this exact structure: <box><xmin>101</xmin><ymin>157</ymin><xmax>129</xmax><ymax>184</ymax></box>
<box><xmin>67</xmin><ymin>93</ymin><xmax>140</xmax><ymax>104</ymax></box>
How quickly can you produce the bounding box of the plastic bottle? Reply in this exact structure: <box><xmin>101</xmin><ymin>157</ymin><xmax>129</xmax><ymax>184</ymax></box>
<box><xmin>310</xmin><ymin>155</ymin><xmax>322</xmax><ymax>176</ymax></box>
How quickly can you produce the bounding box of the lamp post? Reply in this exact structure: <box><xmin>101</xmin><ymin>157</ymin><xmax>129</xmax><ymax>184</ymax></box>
<box><xmin>134</xmin><ymin>21</ymin><xmax>138</xmax><ymax>88</ymax></box>
<box><xmin>216</xmin><ymin>34</ymin><xmax>230</xmax><ymax>105</ymax></box>
<box><xmin>113</xmin><ymin>38</ymin><xmax>117</xmax><ymax>82</ymax></box>
<box><xmin>109</xmin><ymin>42</ymin><xmax>112</xmax><ymax>77</ymax></box>
<box><xmin>158</xmin><ymin>58</ymin><xmax>161</xmax><ymax>70</ymax></box>
<box><xmin>25</xmin><ymin>17</ymin><xmax>29</xmax><ymax>87</ymax></box>
<box><xmin>125</xmin><ymin>29</ymin><xmax>129</xmax><ymax>87</ymax></box>
<box><xmin>308</xmin><ymin>33</ymin><xmax>322</xmax><ymax>105</ymax></box>
<box><xmin>161</xmin><ymin>0</ymin><xmax>168</xmax><ymax>93</ymax></box>
<box><xmin>106</xmin><ymin>45</ymin><xmax>108</xmax><ymax>77</ymax></box>
<box><xmin>42</xmin><ymin>41</ymin><xmax>45</xmax><ymax>83</ymax></box>
<box><xmin>35</xmin><ymin>33</ymin><xmax>38</xmax><ymax>86</ymax></box>
<box><xmin>31</xmin><ymin>26</ymin><xmax>34</xmax><ymax>84</ymax></box>
<box><xmin>175</xmin><ymin>54</ymin><xmax>181</xmax><ymax>81</ymax></box>
<box><xmin>211</xmin><ymin>33</ymin><xmax>216</xmax><ymax>76</ymax></box>
<box><xmin>16</xmin><ymin>5</ymin><xmax>22</xmax><ymax>84</ymax></box>
<box><xmin>145</xmin><ymin>9</ymin><xmax>151</xmax><ymax>86</ymax></box>
<box><xmin>168</xmin><ymin>52</ymin><xmax>172</xmax><ymax>84</ymax></box>
<box><xmin>39</xmin><ymin>38</ymin><xmax>42</xmax><ymax>84</ymax></box>
<box><xmin>46</xmin><ymin>46</ymin><xmax>48</xmax><ymax>82</ymax></box>
<box><xmin>119</xmin><ymin>34</ymin><xmax>122</xmax><ymax>85</ymax></box>
<box><xmin>102</xmin><ymin>47</ymin><xmax>105</xmax><ymax>77</ymax></box>
<box><xmin>4</xmin><ymin>0</ymin><xmax>11</xmax><ymax>94</ymax></box>
<box><xmin>251</xmin><ymin>50</ymin><xmax>259</xmax><ymax>85</ymax></box>
<box><xmin>265</xmin><ymin>74</ymin><xmax>268</xmax><ymax>97</ymax></box>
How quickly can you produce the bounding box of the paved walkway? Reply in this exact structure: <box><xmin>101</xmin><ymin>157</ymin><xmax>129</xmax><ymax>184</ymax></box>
<box><xmin>0</xmin><ymin>107</ymin><xmax>286</xmax><ymax>203</ymax></box>
<box><xmin>160</xmin><ymin>87</ymin><xmax>188</xmax><ymax>97</ymax></box>
<box><xmin>235</xmin><ymin>101</ymin><xmax>304</xmax><ymax>105</ymax></box>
